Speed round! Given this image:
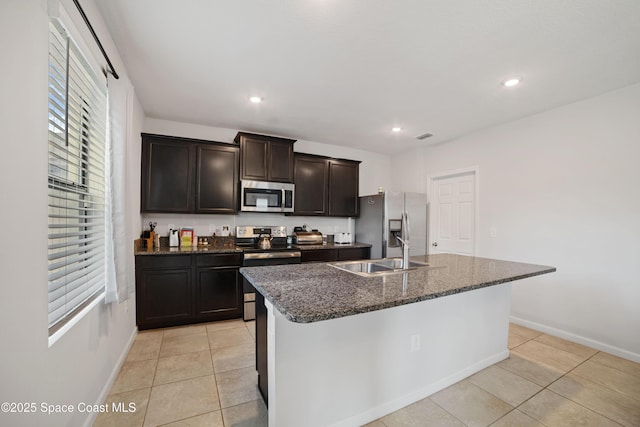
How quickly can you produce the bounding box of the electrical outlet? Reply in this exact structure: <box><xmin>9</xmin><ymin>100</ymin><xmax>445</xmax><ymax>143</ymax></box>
<box><xmin>410</xmin><ymin>334</ymin><xmax>421</xmax><ymax>352</ymax></box>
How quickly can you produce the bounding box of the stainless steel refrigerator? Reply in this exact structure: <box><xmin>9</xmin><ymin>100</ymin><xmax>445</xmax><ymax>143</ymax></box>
<box><xmin>355</xmin><ymin>192</ymin><xmax>428</xmax><ymax>259</ymax></box>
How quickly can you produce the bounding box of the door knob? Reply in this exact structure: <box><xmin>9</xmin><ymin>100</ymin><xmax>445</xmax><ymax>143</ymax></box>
<box><xmin>432</xmin><ymin>242</ymin><xmax>438</xmax><ymax>247</ymax></box>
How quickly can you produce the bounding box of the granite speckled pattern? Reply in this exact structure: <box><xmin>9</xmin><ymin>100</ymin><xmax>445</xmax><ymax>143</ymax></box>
<box><xmin>134</xmin><ymin>240</ymin><xmax>370</xmax><ymax>255</ymax></box>
<box><xmin>240</xmin><ymin>254</ymin><xmax>556</xmax><ymax>323</ymax></box>
<box><xmin>134</xmin><ymin>236</ymin><xmax>241</xmax><ymax>255</ymax></box>
<box><xmin>135</xmin><ymin>246</ymin><xmax>243</xmax><ymax>255</ymax></box>
<box><xmin>296</xmin><ymin>242</ymin><xmax>372</xmax><ymax>250</ymax></box>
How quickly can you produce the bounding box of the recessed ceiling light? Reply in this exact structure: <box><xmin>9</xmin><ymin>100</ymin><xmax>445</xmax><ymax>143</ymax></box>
<box><xmin>391</xmin><ymin>127</ymin><xmax>402</xmax><ymax>132</ymax></box>
<box><xmin>501</xmin><ymin>77</ymin><xmax>522</xmax><ymax>88</ymax></box>
<box><xmin>249</xmin><ymin>96</ymin><xmax>263</xmax><ymax>103</ymax></box>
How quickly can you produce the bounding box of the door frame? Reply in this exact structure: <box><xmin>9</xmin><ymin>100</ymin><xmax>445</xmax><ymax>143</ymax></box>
<box><xmin>426</xmin><ymin>166</ymin><xmax>479</xmax><ymax>256</ymax></box>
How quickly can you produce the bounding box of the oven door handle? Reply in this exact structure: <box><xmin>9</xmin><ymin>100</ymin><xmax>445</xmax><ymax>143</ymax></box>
<box><xmin>243</xmin><ymin>251</ymin><xmax>301</xmax><ymax>261</ymax></box>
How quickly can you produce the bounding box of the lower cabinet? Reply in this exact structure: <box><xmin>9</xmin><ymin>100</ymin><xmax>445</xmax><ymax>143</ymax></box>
<box><xmin>255</xmin><ymin>291</ymin><xmax>268</xmax><ymax>406</ymax></box>
<box><xmin>135</xmin><ymin>253</ymin><xmax>242</xmax><ymax>330</ymax></box>
<box><xmin>300</xmin><ymin>246</ymin><xmax>371</xmax><ymax>263</ymax></box>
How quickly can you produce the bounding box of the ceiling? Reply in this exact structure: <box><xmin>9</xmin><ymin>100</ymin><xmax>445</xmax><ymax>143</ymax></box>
<box><xmin>96</xmin><ymin>0</ymin><xmax>640</xmax><ymax>155</ymax></box>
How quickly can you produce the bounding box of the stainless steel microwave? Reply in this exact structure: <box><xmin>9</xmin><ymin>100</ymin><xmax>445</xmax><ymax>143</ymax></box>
<box><xmin>240</xmin><ymin>180</ymin><xmax>294</xmax><ymax>213</ymax></box>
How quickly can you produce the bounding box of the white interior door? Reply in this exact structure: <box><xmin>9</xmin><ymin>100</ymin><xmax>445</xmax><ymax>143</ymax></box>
<box><xmin>430</xmin><ymin>171</ymin><xmax>476</xmax><ymax>255</ymax></box>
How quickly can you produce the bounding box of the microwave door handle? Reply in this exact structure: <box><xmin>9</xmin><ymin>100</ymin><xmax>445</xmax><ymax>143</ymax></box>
<box><xmin>281</xmin><ymin>189</ymin><xmax>286</xmax><ymax>210</ymax></box>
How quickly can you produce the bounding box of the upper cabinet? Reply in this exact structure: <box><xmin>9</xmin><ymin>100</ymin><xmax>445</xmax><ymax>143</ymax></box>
<box><xmin>292</xmin><ymin>153</ymin><xmax>360</xmax><ymax>217</ymax></box>
<box><xmin>141</xmin><ymin>133</ymin><xmax>238</xmax><ymax>214</ymax></box>
<box><xmin>328</xmin><ymin>159</ymin><xmax>359</xmax><ymax>217</ymax></box>
<box><xmin>141</xmin><ymin>135</ymin><xmax>194</xmax><ymax>213</ymax></box>
<box><xmin>234</xmin><ymin>132</ymin><xmax>296</xmax><ymax>183</ymax></box>
<box><xmin>195</xmin><ymin>144</ymin><xmax>239</xmax><ymax>214</ymax></box>
<box><xmin>293</xmin><ymin>154</ymin><xmax>328</xmax><ymax>215</ymax></box>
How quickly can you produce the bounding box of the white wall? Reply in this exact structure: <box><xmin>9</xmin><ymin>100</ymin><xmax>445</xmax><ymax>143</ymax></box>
<box><xmin>0</xmin><ymin>1</ymin><xmax>142</xmax><ymax>426</ymax></box>
<box><xmin>391</xmin><ymin>84</ymin><xmax>640</xmax><ymax>361</ymax></box>
<box><xmin>142</xmin><ymin>118</ymin><xmax>392</xmax><ymax>236</ymax></box>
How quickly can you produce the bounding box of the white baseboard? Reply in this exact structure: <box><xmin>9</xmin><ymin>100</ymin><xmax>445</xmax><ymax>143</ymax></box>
<box><xmin>82</xmin><ymin>325</ymin><xmax>138</xmax><ymax>427</ymax></box>
<box><xmin>510</xmin><ymin>316</ymin><xmax>640</xmax><ymax>363</ymax></box>
<box><xmin>331</xmin><ymin>350</ymin><xmax>510</xmax><ymax>427</ymax></box>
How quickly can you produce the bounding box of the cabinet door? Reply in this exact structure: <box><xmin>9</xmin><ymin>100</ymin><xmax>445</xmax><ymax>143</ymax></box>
<box><xmin>196</xmin><ymin>268</ymin><xmax>242</xmax><ymax>320</ymax></box>
<box><xmin>300</xmin><ymin>249</ymin><xmax>337</xmax><ymax>263</ymax></box>
<box><xmin>255</xmin><ymin>291</ymin><xmax>268</xmax><ymax>405</ymax></box>
<box><xmin>141</xmin><ymin>136</ymin><xmax>194</xmax><ymax>212</ymax></box>
<box><xmin>136</xmin><ymin>265</ymin><xmax>193</xmax><ymax>329</ymax></box>
<box><xmin>328</xmin><ymin>160</ymin><xmax>359</xmax><ymax>217</ymax></box>
<box><xmin>196</xmin><ymin>144</ymin><xmax>239</xmax><ymax>213</ymax></box>
<box><xmin>240</xmin><ymin>136</ymin><xmax>268</xmax><ymax>181</ymax></box>
<box><xmin>293</xmin><ymin>155</ymin><xmax>328</xmax><ymax>215</ymax></box>
<box><xmin>337</xmin><ymin>247</ymin><xmax>371</xmax><ymax>261</ymax></box>
<box><xmin>268</xmin><ymin>140</ymin><xmax>294</xmax><ymax>182</ymax></box>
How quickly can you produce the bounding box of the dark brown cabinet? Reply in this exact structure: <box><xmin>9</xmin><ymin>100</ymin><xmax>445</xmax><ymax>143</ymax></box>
<box><xmin>292</xmin><ymin>153</ymin><xmax>360</xmax><ymax>217</ymax></box>
<box><xmin>328</xmin><ymin>160</ymin><xmax>359</xmax><ymax>217</ymax></box>
<box><xmin>300</xmin><ymin>246</ymin><xmax>371</xmax><ymax>263</ymax></box>
<box><xmin>141</xmin><ymin>136</ymin><xmax>194</xmax><ymax>212</ymax></box>
<box><xmin>196</xmin><ymin>144</ymin><xmax>239</xmax><ymax>213</ymax></box>
<box><xmin>141</xmin><ymin>134</ymin><xmax>239</xmax><ymax>214</ymax></box>
<box><xmin>255</xmin><ymin>291</ymin><xmax>268</xmax><ymax>405</ymax></box>
<box><xmin>135</xmin><ymin>253</ymin><xmax>242</xmax><ymax>330</ymax></box>
<box><xmin>293</xmin><ymin>154</ymin><xmax>328</xmax><ymax>215</ymax></box>
<box><xmin>195</xmin><ymin>254</ymin><xmax>242</xmax><ymax>319</ymax></box>
<box><xmin>235</xmin><ymin>132</ymin><xmax>295</xmax><ymax>183</ymax></box>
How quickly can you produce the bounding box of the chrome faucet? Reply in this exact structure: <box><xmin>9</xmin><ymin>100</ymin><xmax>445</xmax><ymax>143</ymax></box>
<box><xmin>396</xmin><ymin>211</ymin><xmax>410</xmax><ymax>269</ymax></box>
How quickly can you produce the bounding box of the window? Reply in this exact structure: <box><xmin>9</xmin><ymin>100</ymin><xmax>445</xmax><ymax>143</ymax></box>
<box><xmin>47</xmin><ymin>20</ymin><xmax>108</xmax><ymax>336</ymax></box>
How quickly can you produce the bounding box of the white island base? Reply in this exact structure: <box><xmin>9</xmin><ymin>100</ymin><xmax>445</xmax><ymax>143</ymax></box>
<box><xmin>265</xmin><ymin>283</ymin><xmax>512</xmax><ymax>427</ymax></box>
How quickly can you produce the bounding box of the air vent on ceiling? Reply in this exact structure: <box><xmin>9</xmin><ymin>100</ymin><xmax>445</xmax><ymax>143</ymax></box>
<box><xmin>415</xmin><ymin>133</ymin><xmax>433</xmax><ymax>140</ymax></box>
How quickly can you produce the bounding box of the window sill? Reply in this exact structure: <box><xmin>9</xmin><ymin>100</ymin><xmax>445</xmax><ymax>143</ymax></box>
<box><xmin>48</xmin><ymin>292</ymin><xmax>106</xmax><ymax>347</ymax></box>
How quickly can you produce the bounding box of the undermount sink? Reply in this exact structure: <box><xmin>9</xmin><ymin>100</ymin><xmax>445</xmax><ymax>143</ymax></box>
<box><xmin>372</xmin><ymin>258</ymin><xmax>430</xmax><ymax>270</ymax></box>
<box><xmin>330</xmin><ymin>258</ymin><xmax>430</xmax><ymax>277</ymax></box>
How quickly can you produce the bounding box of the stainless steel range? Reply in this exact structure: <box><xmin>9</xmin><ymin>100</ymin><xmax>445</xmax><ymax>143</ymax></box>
<box><xmin>236</xmin><ymin>226</ymin><xmax>301</xmax><ymax>321</ymax></box>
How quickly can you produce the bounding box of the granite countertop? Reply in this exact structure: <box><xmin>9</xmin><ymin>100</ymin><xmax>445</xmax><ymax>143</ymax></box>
<box><xmin>134</xmin><ymin>236</ymin><xmax>241</xmax><ymax>255</ymax></box>
<box><xmin>134</xmin><ymin>240</ymin><xmax>371</xmax><ymax>255</ymax></box>
<box><xmin>240</xmin><ymin>253</ymin><xmax>556</xmax><ymax>323</ymax></box>
<box><xmin>135</xmin><ymin>246</ymin><xmax>243</xmax><ymax>255</ymax></box>
<box><xmin>295</xmin><ymin>242</ymin><xmax>371</xmax><ymax>250</ymax></box>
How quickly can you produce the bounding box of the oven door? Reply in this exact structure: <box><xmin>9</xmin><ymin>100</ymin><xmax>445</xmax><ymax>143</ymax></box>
<box><xmin>242</xmin><ymin>251</ymin><xmax>301</xmax><ymax>321</ymax></box>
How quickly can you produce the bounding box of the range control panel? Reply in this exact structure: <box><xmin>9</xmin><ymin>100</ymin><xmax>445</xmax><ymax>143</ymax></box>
<box><xmin>236</xmin><ymin>225</ymin><xmax>287</xmax><ymax>238</ymax></box>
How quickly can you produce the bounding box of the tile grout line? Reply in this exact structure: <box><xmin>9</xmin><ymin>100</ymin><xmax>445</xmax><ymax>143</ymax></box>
<box><xmin>484</xmin><ymin>330</ymin><xmax>553</xmax><ymax>427</ymax></box>
<box><xmin>205</xmin><ymin>327</ymin><xmax>226</xmax><ymax>426</ymax></box>
<box><xmin>544</xmin><ymin>351</ymin><xmax>628</xmax><ymax>426</ymax></box>
<box><xmin>141</xmin><ymin>329</ymin><xmax>163</xmax><ymax>427</ymax></box>
<box><xmin>509</xmin><ymin>349</ymin><xmax>628</xmax><ymax>427</ymax></box>
<box><xmin>505</xmin><ymin>331</ymin><xmax>558</xmax><ymax>427</ymax></box>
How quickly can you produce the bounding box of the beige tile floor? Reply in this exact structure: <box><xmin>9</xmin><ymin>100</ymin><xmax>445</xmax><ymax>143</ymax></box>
<box><xmin>95</xmin><ymin>321</ymin><xmax>640</xmax><ymax>427</ymax></box>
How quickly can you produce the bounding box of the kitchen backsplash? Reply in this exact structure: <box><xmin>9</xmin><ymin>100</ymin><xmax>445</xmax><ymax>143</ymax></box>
<box><xmin>141</xmin><ymin>213</ymin><xmax>355</xmax><ymax>237</ymax></box>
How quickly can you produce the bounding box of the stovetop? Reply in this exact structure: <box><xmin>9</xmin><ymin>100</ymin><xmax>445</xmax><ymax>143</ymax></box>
<box><xmin>239</xmin><ymin>244</ymin><xmax>300</xmax><ymax>253</ymax></box>
<box><xmin>235</xmin><ymin>225</ymin><xmax>298</xmax><ymax>253</ymax></box>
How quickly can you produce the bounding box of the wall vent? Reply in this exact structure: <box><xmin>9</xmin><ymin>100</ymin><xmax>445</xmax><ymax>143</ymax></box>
<box><xmin>415</xmin><ymin>133</ymin><xmax>433</xmax><ymax>140</ymax></box>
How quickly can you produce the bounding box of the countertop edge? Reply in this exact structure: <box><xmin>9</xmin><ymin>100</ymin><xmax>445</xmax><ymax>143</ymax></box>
<box><xmin>240</xmin><ymin>260</ymin><xmax>557</xmax><ymax>324</ymax></box>
<box><xmin>281</xmin><ymin>266</ymin><xmax>557</xmax><ymax>323</ymax></box>
<box><xmin>134</xmin><ymin>242</ymin><xmax>371</xmax><ymax>256</ymax></box>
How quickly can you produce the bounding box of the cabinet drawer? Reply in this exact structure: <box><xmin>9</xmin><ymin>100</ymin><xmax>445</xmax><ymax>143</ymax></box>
<box><xmin>300</xmin><ymin>249</ymin><xmax>338</xmax><ymax>263</ymax></box>
<box><xmin>196</xmin><ymin>253</ymin><xmax>242</xmax><ymax>267</ymax></box>
<box><xmin>137</xmin><ymin>255</ymin><xmax>192</xmax><ymax>269</ymax></box>
<box><xmin>337</xmin><ymin>247</ymin><xmax>371</xmax><ymax>261</ymax></box>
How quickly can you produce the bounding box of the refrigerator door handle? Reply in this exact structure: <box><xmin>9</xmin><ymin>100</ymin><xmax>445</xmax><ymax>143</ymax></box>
<box><xmin>402</xmin><ymin>211</ymin><xmax>410</xmax><ymax>243</ymax></box>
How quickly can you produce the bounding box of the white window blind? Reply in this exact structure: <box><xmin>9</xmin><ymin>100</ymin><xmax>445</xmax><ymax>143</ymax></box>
<box><xmin>48</xmin><ymin>19</ymin><xmax>108</xmax><ymax>335</ymax></box>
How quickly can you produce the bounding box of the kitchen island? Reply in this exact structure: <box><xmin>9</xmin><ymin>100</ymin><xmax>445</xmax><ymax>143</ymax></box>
<box><xmin>240</xmin><ymin>254</ymin><xmax>555</xmax><ymax>427</ymax></box>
